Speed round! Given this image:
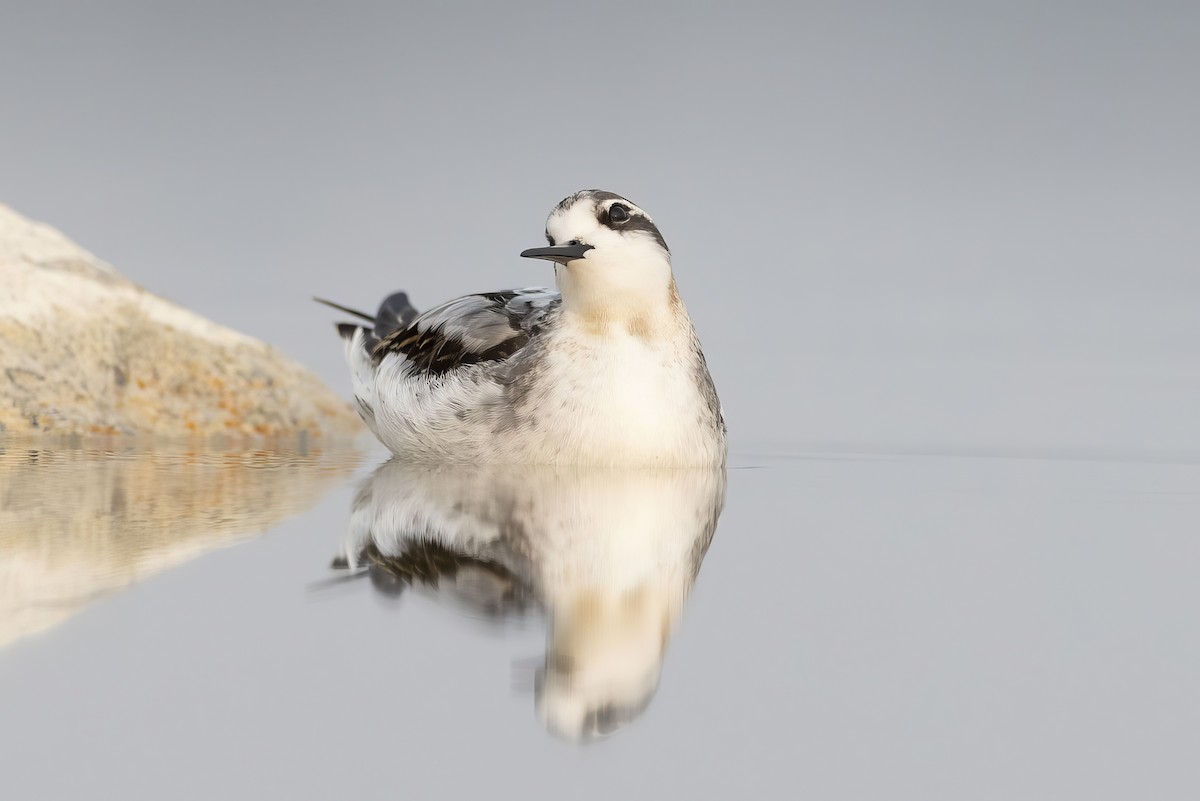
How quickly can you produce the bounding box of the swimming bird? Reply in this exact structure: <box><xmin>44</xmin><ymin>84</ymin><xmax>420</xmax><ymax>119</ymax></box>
<box><xmin>319</xmin><ymin>190</ymin><xmax>725</xmax><ymax>466</ymax></box>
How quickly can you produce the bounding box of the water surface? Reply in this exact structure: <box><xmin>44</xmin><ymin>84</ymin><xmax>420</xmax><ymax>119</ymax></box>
<box><xmin>1</xmin><ymin>443</ymin><xmax>1197</xmax><ymax>800</ymax></box>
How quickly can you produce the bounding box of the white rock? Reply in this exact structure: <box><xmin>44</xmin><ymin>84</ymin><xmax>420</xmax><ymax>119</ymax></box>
<box><xmin>0</xmin><ymin>204</ymin><xmax>362</xmax><ymax>439</ymax></box>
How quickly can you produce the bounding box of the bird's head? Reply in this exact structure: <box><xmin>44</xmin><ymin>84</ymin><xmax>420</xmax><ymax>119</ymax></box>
<box><xmin>521</xmin><ymin>190</ymin><xmax>676</xmax><ymax>325</ymax></box>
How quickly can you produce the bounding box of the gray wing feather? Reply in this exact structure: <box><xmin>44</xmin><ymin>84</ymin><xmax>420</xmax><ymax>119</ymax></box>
<box><xmin>375</xmin><ymin>288</ymin><xmax>559</xmax><ymax>376</ymax></box>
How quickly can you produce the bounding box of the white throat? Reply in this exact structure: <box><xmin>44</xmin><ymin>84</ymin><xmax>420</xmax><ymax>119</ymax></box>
<box><xmin>556</xmin><ymin>257</ymin><xmax>680</xmax><ymax>336</ymax></box>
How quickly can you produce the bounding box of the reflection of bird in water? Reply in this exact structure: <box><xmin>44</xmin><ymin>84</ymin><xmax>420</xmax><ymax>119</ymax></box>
<box><xmin>318</xmin><ymin>189</ymin><xmax>726</xmax><ymax>467</ymax></box>
<box><xmin>334</xmin><ymin>460</ymin><xmax>726</xmax><ymax>741</ymax></box>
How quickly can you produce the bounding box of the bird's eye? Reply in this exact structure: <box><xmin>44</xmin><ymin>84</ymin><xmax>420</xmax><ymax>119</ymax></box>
<box><xmin>608</xmin><ymin>204</ymin><xmax>630</xmax><ymax>224</ymax></box>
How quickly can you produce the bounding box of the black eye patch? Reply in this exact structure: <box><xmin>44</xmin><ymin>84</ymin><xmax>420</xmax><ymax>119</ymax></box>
<box><xmin>589</xmin><ymin>195</ymin><xmax>670</xmax><ymax>251</ymax></box>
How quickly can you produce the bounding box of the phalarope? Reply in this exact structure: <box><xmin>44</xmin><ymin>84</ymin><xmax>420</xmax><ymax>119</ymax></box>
<box><xmin>320</xmin><ymin>190</ymin><xmax>725</xmax><ymax>466</ymax></box>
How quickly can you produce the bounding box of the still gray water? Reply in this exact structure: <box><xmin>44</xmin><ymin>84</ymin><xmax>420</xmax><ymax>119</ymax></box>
<box><xmin>1</xmin><ymin>442</ymin><xmax>1196</xmax><ymax>799</ymax></box>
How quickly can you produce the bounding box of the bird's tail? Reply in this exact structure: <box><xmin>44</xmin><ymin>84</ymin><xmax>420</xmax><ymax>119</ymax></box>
<box><xmin>373</xmin><ymin>292</ymin><xmax>420</xmax><ymax>337</ymax></box>
<box><xmin>314</xmin><ymin>291</ymin><xmax>420</xmax><ymax>341</ymax></box>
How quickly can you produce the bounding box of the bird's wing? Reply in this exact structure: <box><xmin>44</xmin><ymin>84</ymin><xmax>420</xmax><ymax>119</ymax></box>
<box><xmin>374</xmin><ymin>287</ymin><xmax>560</xmax><ymax>376</ymax></box>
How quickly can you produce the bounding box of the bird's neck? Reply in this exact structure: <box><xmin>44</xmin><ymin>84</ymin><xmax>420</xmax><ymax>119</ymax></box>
<box><xmin>556</xmin><ymin>260</ymin><xmax>686</xmax><ymax>340</ymax></box>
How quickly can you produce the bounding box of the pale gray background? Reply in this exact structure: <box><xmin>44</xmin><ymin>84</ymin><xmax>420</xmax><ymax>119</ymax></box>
<box><xmin>2</xmin><ymin>2</ymin><xmax>1199</xmax><ymax>800</ymax></box>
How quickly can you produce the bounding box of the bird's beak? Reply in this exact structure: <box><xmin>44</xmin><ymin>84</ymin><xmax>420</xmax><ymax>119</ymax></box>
<box><xmin>520</xmin><ymin>243</ymin><xmax>594</xmax><ymax>264</ymax></box>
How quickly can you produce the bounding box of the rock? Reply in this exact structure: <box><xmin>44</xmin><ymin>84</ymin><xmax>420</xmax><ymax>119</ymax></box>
<box><xmin>0</xmin><ymin>204</ymin><xmax>362</xmax><ymax>439</ymax></box>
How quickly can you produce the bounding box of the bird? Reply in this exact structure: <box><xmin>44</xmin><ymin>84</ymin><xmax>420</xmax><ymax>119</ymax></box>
<box><xmin>319</xmin><ymin>190</ymin><xmax>725</xmax><ymax>466</ymax></box>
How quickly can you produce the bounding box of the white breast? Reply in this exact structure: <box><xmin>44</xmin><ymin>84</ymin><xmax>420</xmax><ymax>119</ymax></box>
<box><xmin>523</xmin><ymin>325</ymin><xmax>723</xmax><ymax>466</ymax></box>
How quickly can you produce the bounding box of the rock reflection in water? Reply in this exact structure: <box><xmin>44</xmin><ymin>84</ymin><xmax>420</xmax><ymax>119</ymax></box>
<box><xmin>0</xmin><ymin>444</ymin><xmax>358</xmax><ymax>649</ymax></box>
<box><xmin>336</xmin><ymin>461</ymin><xmax>726</xmax><ymax>741</ymax></box>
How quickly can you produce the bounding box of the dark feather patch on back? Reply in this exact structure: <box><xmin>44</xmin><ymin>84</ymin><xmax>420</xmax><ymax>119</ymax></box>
<box><xmin>373</xmin><ymin>289</ymin><xmax>559</xmax><ymax>377</ymax></box>
<box><xmin>384</xmin><ymin>330</ymin><xmax>527</xmax><ymax>375</ymax></box>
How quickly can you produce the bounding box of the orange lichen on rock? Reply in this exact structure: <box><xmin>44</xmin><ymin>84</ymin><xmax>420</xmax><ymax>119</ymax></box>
<box><xmin>0</xmin><ymin>204</ymin><xmax>363</xmax><ymax>441</ymax></box>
